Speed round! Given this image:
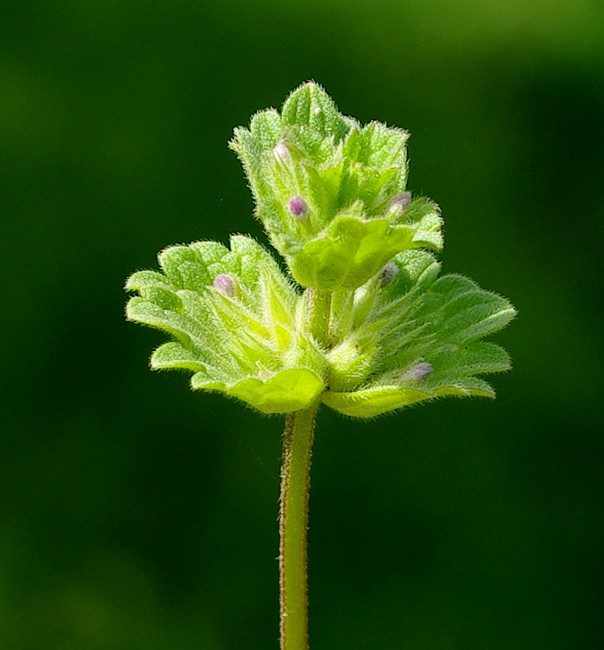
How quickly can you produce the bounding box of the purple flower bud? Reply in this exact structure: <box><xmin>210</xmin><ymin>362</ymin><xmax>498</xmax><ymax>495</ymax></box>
<box><xmin>273</xmin><ymin>140</ymin><xmax>290</xmax><ymax>164</ymax></box>
<box><xmin>380</xmin><ymin>261</ymin><xmax>398</xmax><ymax>287</ymax></box>
<box><xmin>389</xmin><ymin>192</ymin><xmax>411</xmax><ymax>215</ymax></box>
<box><xmin>213</xmin><ymin>273</ymin><xmax>236</xmax><ymax>297</ymax></box>
<box><xmin>288</xmin><ymin>196</ymin><xmax>308</xmax><ymax>220</ymax></box>
<box><xmin>404</xmin><ymin>362</ymin><xmax>433</xmax><ymax>382</ymax></box>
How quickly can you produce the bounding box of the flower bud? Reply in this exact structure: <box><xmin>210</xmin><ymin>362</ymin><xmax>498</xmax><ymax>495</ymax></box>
<box><xmin>379</xmin><ymin>261</ymin><xmax>398</xmax><ymax>287</ymax></box>
<box><xmin>388</xmin><ymin>192</ymin><xmax>411</xmax><ymax>215</ymax></box>
<box><xmin>273</xmin><ymin>139</ymin><xmax>290</xmax><ymax>164</ymax></box>
<box><xmin>403</xmin><ymin>362</ymin><xmax>433</xmax><ymax>382</ymax></box>
<box><xmin>288</xmin><ymin>196</ymin><xmax>309</xmax><ymax>221</ymax></box>
<box><xmin>213</xmin><ymin>273</ymin><xmax>236</xmax><ymax>297</ymax></box>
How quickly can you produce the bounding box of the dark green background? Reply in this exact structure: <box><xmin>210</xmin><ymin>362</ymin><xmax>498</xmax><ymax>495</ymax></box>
<box><xmin>2</xmin><ymin>1</ymin><xmax>603</xmax><ymax>648</ymax></box>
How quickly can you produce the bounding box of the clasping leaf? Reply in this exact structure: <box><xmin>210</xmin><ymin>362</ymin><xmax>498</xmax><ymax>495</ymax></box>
<box><xmin>125</xmin><ymin>235</ymin><xmax>326</xmax><ymax>414</ymax></box>
<box><xmin>321</xmin><ymin>250</ymin><xmax>516</xmax><ymax>417</ymax></box>
<box><xmin>230</xmin><ymin>82</ymin><xmax>443</xmax><ymax>291</ymax></box>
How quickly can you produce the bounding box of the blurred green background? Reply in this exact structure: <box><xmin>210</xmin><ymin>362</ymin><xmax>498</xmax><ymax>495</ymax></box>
<box><xmin>2</xmin><ymin>1</ymin><xmax>603</xmax><ymax>648</ymax></box>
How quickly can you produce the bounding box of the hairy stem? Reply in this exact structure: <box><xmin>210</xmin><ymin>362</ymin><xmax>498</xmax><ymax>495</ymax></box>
<box><xmin>279</xmin><ymin>403</ymin><xmax>319</xmax><ymax>649</ymax></box>
<box><xmin>279</xmin><ymin>288</ymin><xmax>331</xmax><ymax>648</ymax></box>
<box><xmin>306</xmin><ymin>288</ymin><xmax>332</xmax><ymax>348</ymax></box>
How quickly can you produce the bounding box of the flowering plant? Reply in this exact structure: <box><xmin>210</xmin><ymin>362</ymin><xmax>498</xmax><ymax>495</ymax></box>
<box><xmin>126</xmin><ymin>82</ymin><xmax>515</xmax><ymax>649</ymax></box>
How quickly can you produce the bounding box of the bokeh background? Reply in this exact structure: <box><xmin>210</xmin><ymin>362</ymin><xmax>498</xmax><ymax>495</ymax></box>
<box><xmin>2</xmin><ymin>1</ymin><xmax>603</xmax><ymax>648</ymax></box>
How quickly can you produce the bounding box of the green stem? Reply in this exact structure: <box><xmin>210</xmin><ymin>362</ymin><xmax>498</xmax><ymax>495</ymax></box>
<box><xmin>306</xmin><ymin>288</ymin><xmax>332</xmax><ymax>348</ymax></box>
<box><xmin>279</xmin><ymin>288</ymin><xmax>331</xmax><ymax>649</ymax></box>
<box><xmin>279</xmin><ymin>403</ymin><xmax>319</xmax><ymax>650</ymax></box>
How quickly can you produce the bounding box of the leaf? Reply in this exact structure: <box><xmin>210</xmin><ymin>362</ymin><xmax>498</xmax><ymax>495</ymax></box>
<box><xmin>393</xmin><ymin>197</ymin><xmax>444</xmax><ymax>250</ymax></box>
<box><xmin>290</xmin><ymin>211</ymin><xmax>441</xmax><ymax>290</ymax></box>
<box><xmin>249</xmin><ymin>109</ymin><xmax>282</xmax><ymax>149</ymax></box>
<box><xmin>128</xmin><ymin>83</ymin><xmax>516</xmax><ymax>419</ymax></box>
<box><xmin>322</xmin><ymin>385</ymin><xmax>432</xmax><ymax>418</ymax></box>
<box><xmin>359</xmin><ymin>121</ymin><xmax>409</xmax><ymax>170</ymax></box>
<box><xmin>431</xmin><ymin>377</ymin><xmax>496</xmax><ymax>399</ymax></box>
<box><xmin>191</xmin><ymin>368</ymin><xmax>325</xmax><ymax>414</ymax></box>
<box><xmin>319</xmin><ymin>238</ymin><xmax>516</xmax><ymax>417</ymax></box>
<box><xmin>125</xmin><ymin>235</ymin><xmax>328</xmax><ymax>414</ymax></box>
<box><xmin>281</xmin><ymin>82</ymin><xmax>353</xmax><ymax>141</ymax></box>
<box><xmin>125</xmin><ymin>270</ymin><xmax>172</xmax><ymax>291</ymax></box>
<box><xmin>126</xmin><ymin>298</ymin><xmax>205</xmax><ymax>347</ymax></box>
<box><xmin>151</xmin><ymin>342</ymin><xmax>210</xmax><ymax>373</ymax></box>
<box><xmin>139</xmin><ymin>286</ymin><xmax>183</xmax><ymax>312</ymax></box>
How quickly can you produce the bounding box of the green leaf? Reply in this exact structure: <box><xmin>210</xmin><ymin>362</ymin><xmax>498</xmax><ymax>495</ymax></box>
<box><xmin>399</xmin><ymin>198</ymin><xmax>444</xmax><ymax>250</ymax></box>
<box><xmin>191</xmin><ymin>368</ymin><xmax>325</xmax><ymax>414</ymax></box>
<box><xmin>126</xmin><ymin>235</ymin><xmax>327</xmax><ymax>414</ymax></box>
<box><xmin>457</xmin><ymin>342</ymin><xmax>511</xmax><ymax>374</ymax></box>
<box><xmin>431</xmin><ymin>377</ymin><xmax>496</xmax><ymax>399</ymax></box>
<box><xmin>139</xmin><ymin>286</ymin><xmax>183</xmax><ymax>312</ymax></box>
<box><xmin>320</xmin><ymin>242</ymin><xmax>516</xmax><ymax>417</ymax></box>
<box><xmin>322</xmin><ymin>385</ymin><xmax>432</xmax><ymax>418</ymax></box>
<box><xmin>358</xmin><ymin>121</ymin><xmax>409</xmax><ymax>170</ymax></box>
<box><xmin>158</xmin><ymin>246</ymin><xmax>200</xmax><ymax>288</ymax></box>
<box><xmin>380</xmin><ymin>250</ymin><xmax>441</xmax><ymax>300</ymax></box>
<box><xmin>125</xmin><ymin>270</ymin><xmax>172</xmax><ymax>291</ymax></box>
<box><xmin>249</xmin><ymin>109</ymin><xmax>281</xmax><ymax>149</ymax></box>
<box><xmin>128</xmin><ymin>82</ymin><xmax>516</xmax><ymax>420</ymax></box>
<box><xmin>289</xmin><ymin>214</ymin><xmax>431</xmax><ymax>290</ymax></box>
<box><xmin>126</xmin><ymin>297</ymin><xmax>207</xmax><ymax>347</ymax></box>
<box><xmin>281</xmin><ymin>82</ymin><xmax>353</xmax><ymax>141</ymax></box>
<box><xmin>230</xmin><ymin>82</ymin><xmax>444</xmax><ymax>290</ymax></box>
<box><xmin>151</xmin><ymin>342</ymin><xmax>209</xmax><ymax>372</ymax></box>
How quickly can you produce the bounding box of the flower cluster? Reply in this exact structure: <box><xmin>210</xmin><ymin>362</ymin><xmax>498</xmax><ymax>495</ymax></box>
<box><xmin>126</xmin><ymin>83</ymin><xmax>515</xmax><ymax>416</ymax></box>
<box><xmin>230</xmin><ymin>82</ymin><xmax>442</xmax><ymax>291</ymax></box>
<box><xmin>126</xmin><ymin>235</ymin><xmax>325</xmax><ymax>414</ymax></box>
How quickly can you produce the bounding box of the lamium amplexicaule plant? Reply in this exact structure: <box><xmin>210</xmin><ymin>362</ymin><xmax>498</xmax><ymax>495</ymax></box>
<box><xmin>125</xmin><ymin>82</ymin><xmax>515</xmax><ymax>648</ymax></box>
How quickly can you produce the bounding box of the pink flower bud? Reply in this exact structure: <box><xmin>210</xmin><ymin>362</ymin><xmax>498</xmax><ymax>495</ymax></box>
<box><xmin>404</xmin><ymin>362</ymin><xmax>433</xmax><ymax>382</ymax></box>
<box><xmin>288</xmin><ymin>196</ymin><xmax>308</xmax><ymax>221</ymax></box>
<box><xmin>213</xmin><ymin>273</ymin><xmax>236</xmax><ymax>297</ymax></box>
<box><xmin>389</xmin><ymin>192</ymin><xmax>411</xmax><ymax>215</ymax></box>
<box><xmin>273</xmin><ymin>140</ymin><xmax>290</xmax><ymax>164</ymax></box>
<box><xmin>380</xmin><ymin>261</ymin><xmax>398</xmax><ymax>287</ymax></box>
